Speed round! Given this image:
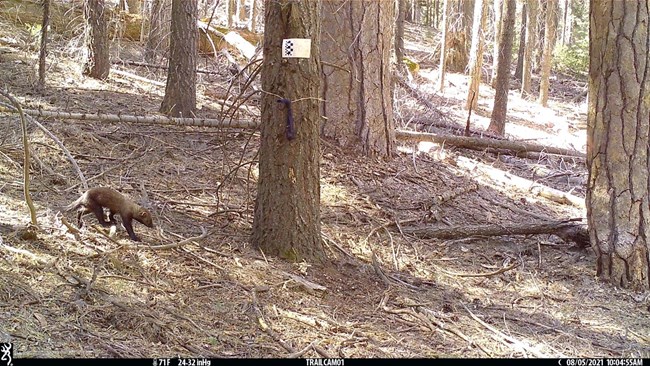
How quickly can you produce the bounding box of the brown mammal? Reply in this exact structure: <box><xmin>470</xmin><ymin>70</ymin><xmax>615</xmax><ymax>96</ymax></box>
<box><xmin>65</xmin><ymin>187</ymin><xmax>154</xmax><ymax>241</ymax></box>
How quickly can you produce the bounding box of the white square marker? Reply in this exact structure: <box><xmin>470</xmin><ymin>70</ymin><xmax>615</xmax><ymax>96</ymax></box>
<box><xmin>282</xmin><ymin>39</ymin><xmax>312</xmax><ymax>58</ymax></box>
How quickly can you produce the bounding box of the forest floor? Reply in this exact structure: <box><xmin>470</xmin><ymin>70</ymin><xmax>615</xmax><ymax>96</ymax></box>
<box><xmin>0</xmin><ymin>16</ymin><xmax>649</xmax><ymax>359</ymax></box>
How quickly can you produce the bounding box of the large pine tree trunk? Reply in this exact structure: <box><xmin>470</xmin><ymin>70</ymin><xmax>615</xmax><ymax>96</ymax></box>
<box><xmin>487</xmin><ymin>0</ymin><xmax>515</xmax><ymax>136</ymax></box>
<box><xmin>83</xmin><ymin>0</ymin><xmax>110</xmax><ymax>80</ymax></box>
<box><xmin>465</xmin><ymin>0</ymin><xmax>487</xmax><ymax>110</ymax></box>
<box><xmin>320</xmin><ymin>0</ymin><xmax>395</xmax><ymax>157</ymax></box>
<box><xmin>521</xmin><ymin>0</ymin><xmax>538</xmax><ymax>96</ymax></box>
<box><xmin>160</xmin><ymin>0</ymin><xmax>197</xmax><ymax>117</ymax></box>
<box><xmin>538</xmin><ymin>0</ymin><xmax>557</xmax><ymax>107</ymax></box>
<box><xmin>252</xmin><ymin>0</ymin><xmax>325</xmax><ymax>263</ymax></box>
<box><xmin>588</xmin><ymin>0</ymin><xmax>650</xmax><ymax>291</ymax></box>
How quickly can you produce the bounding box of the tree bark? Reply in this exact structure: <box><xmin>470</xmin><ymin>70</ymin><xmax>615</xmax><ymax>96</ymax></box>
<box><xmin>395</xmin><ymin>0</ymin><xmax>407</xmax><ymax>74</ymax></box>
<box><xmin>521</xmin><ymin>0</ymin><xmax>538</xmax><ymax>96</ymax></box>
<box><xmin>445</xmin><ymin>0</ymin><xmax>473</xmax><ymax>73</ymax></box>
<box><xmin>144</xmin><ymin>0</ymin><xmax>168</xmax><ymax>63</ymax></box>
<box><xmin>126</xmin><ymin>0</ymin><xmax>141</xmax><ymax>14</ymax></box>
<box><xmin>490</xmin><ymin>0</ymin><xmax>503</xmax><ymax>86</ymax></box>
<box><xmin>538</xmin><ymin>0</ymin><xmax>557</xmax><ymax>107</ymax></box>
<box><xmin>514</xmin><ymin>3</ymin><xmax>526</xmax><ymax>80</ymax></box>
<box><xmin>587</xmin><ymin>0</ymin><xmax>650</xmax><ymax>290</ymax></box>
<box><xmin>487</xmin><ymin>0</ymin><xmax>515</xmax><ymax>136</ymax></box>
<box><xmin>320</xmin><ymin>0</ymin><xmax>395</xmax><ymax>157</ymax></box>
<box><xmin>160</xmin><ymin>0</ymin><xmax>197</xmax><ymax>117</ymax></box>
<box><xmin>83</xmin><ymin>0</ymin><xmax>110</xmax><ymax>80</ymax></box>
<box><xmin>252</xmin><ymin>0</ymin><xmax>325</xmax><ymax>263</ymax></box>
<box><xmin>465</xmin><ymin>0</ymin><xmax>487</xmax><ymax>110</ymax></box>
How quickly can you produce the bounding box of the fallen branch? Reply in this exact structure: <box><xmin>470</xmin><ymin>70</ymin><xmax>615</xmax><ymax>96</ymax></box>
<box><xmin>397</xmin><ymin>129</ymin><xmax>585</xmax><ymax>158</ymax></box>
<box><xmin>438</xmin><ymin>262</ymin><xmax>519</xmax><ymax>278</ymax></box>
<box><xmin>463</xmin><ymin>304</ymin><xmax>551</xmax><ymax>357</ymax></box>
<box><xmin>402</xmin><ymin>219</ymin><xmax>589</xmax><ymax>247</ymax></box>
<box><xmin>0</xmin><ymin>107</ymin><xmax>257</xmax><ymax>129</ymax></box>
<box><xmin>456</xmin><ymin>156</ymin><xmax>585</xmax><ymax>207</ymax></box>
<box><xmin>0</xmin><ymin>90</ymin><xmax>37</xmax><ymax>224</ymax></box>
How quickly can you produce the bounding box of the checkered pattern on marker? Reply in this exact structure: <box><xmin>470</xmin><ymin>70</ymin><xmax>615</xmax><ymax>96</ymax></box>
<box><xmin>282</xmin><ymin>39</ymin><xmax>312</xmax><ymax>58</ymax></box>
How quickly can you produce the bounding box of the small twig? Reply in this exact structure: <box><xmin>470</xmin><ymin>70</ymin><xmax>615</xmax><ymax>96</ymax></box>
<box><xmin>463</xmin><ymin>303</ymin><xmax>549</xmax><ymax>357</ymax></box>
<box><xmin>146</xmin><ymin>226</ymin><xmax>209</xmax><ymax>250</ymax></box>
<box><xmin>287</xmin><ymin>341</ymin><xmax>316</xmax><ymax>358</ymax></box>
<box><xmin>437</xmin><ymin>262</ymin><xmax>519</xmax><ymax>278</ymax></box>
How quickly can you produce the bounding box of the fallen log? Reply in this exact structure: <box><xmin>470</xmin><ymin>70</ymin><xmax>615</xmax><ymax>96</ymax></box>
<box><xmin>455</xmin><ymin>156</ymin><xmax>585</xmax><ymax>207</ymax></box>
<box><xmin>402</xmin><ymin>219</ymin><xmax>590</xmax><ymax>247</ymax></box>
<box><xmin>396</xmin><ymin>129</ymin><xmax>585</xmax><ymax>158</ymax></box>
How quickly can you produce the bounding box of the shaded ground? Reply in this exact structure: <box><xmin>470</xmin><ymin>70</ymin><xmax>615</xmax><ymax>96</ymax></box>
<box><xmin>0</xmin><ymin>17</ymin><xmax>649</xmax><ymax>359</ymax></box>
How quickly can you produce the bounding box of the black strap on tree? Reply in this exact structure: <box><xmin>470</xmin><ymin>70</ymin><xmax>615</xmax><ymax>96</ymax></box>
<box><xmin>277</xmin><ymin>98</ymin><xmax>295</xmax><ymax>140</ymax></box>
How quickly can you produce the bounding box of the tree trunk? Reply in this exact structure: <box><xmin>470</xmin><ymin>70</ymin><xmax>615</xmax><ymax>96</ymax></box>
<box><xmin>434</xmin><ymin>0</ymin><xmax>439</xmax><ymax>28</ymax></box>
<box><xmin>160</xmin><ymin>0</ymin><xmax>197</xmax><ymax>117</ymax></box>
<box><xmin>514</xmin><ymin>3</ymin><xmax>526</xmax><ymax>80</ymax></box>
<box><xmin>145</xmin><ymin>0</ymin><xmax>168</xmax><ymax>63</ymax></box>
<box><xmin>249</xmin><ymin>0</ymin><xmax>257</xmax><ymax>32</ymax></box>
<box><xmin>126</xmin><ymin>0</ymin><xmax>141</xmax><ymax>14</ymax></box>
<box><xmin>251</xmin><ymin>0</ymin><xmax>325</xmax><ymax>263</ymax></box>
<box><xmin>37</xmin><ymin>0</ymin><xmax>51</xmax><ymax>92</ymax></box>
<box><xmin>320</xmin><ymin>0</ymin><xmax>396</xmax><ymax>157</ymax></box>
<box><xmin>466</xmin><ymin>0</ymin><xmax>487</xmax><ymax>110</ymax></box>
<box><xmin>538</xmin><ymin>0</ymin><xmax>557</xmax><ymax>107</ymax></box>
<box><xmin>490</xmin><ymin>0</ymin><xmax>502</xmax><ymax>86</ymax></box>
<box><xmin>395</xmin><ymin>0</ymin><xmax>407</xmax><ymax>74</ymax></box>
<box><xmin>411</xmin><ymin>0</ymin><xmax>421</xmax><ymax>23</ymax></box>
<box><xmin>237</xmin><ymin>0</ymin><xmax>248</xmax><ymax>25</ymax></box>
<box><xmin>227</xmin><ymin>0</ymin><xmax>235</xmax><ymax>27</ymax></box>
<box><xmin>587</xmin><ymin>0</ymin><xmax>650</xmax><ymax>290</ymax></box>
<box><xmin>83</xmin><ymin>0</ymin><xmax>110</xmax><ymax>80</ymax></box>
<box><xmin>487</xmin><ymin>0</ymin><xmax>515</xmax><ymax>136</ymax></box>
<box><xmin>437</xmin><ymin>0</ymin><xmax>450</xmax><ymax>91</ymax></box>
<box><xmin>445</xmin><ymin>0</ymin><xmax>473</xmax><ymax>73</ymax></box>
<box><xmin>521</xmin><ymin>0</ymin><xmax>538</xmax><ymax>96</ymax></box>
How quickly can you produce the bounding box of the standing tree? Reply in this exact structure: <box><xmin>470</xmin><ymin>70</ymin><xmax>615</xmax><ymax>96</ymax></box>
<box><xmin>395</xmin><ymin>0</ymin><xmax>407</xmax><ymax>75</ymax></box>
<box><xmin>466</xmin><ymin>0</ymin><xmax>487</xmax><ymax>110</ymax></box>
<box><xmin>487</xmin><ymin>0</ymin><xmax>515</xmax><ymax>135</ymax></box>
<box><xmin>514</xmin><ymin>3</ymin><xmax>526</xmax><ymax>80</ymax></box>
<box><xmin>490</xmin><ymin>0</ymin><xmax>503</xmax><ymax>86</ymax></box>
<box><xmin>521</xmin><ymin>0</ymin><xmax>538</xmax><ymax>96</ymax></box>
<box><xmin>37</xmin><ymin>0</ymin><xmax>51</xmax><ymax>91</ymax></box>
<box><xmin>83</xmin><ymin>0</ymin><xmax>110</xmax><ymax>80</ymax></box>
<box><xmin>251</xmin><ymin>0</ymin><xmax>325</xmax><ymax>262</ymax></box>
<box><xmin>145</xmin><ymin>0</ymin><xmax>168</xmax><ymax>63</ymax></box>
<box><xmin>560</xmin><ymin>0</ymin><xmax>572</xmax><ymax>45</ymax></box>
<box><xmin>445</xmin><ymin>0</ymin><xmax>473</xmax><ymax>73</ymax></box>
<box><xmin>437</xmin><ymin>0</ymin><xmax>450</xmax><ymax>91</ymax></box>
<box><xmin>538</xmin><ymin>0</ymin><xmax>557</xmax><ymax>107</ymax></box>
<box><xmin>226</xmin><ymin>0</ymin><xmax>235</xmax><ymax>27</ymax></box>
<box><xmin>160</xmin><ymin>0</ymin><xmax>197</xmax><ymax>117</ymax></box>
<box><xmin>320</xmin><ymin>0</ymin><xmax>395</xmax><ymax>156</ymax></box>
<box><xmin>588</xmin><ymin>0</ymin><xmax>650</xmax><ymax>290</ymax></box>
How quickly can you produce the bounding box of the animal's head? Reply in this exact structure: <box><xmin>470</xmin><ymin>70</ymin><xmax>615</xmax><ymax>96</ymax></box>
<box><xmin>137</xmin><ymin>208</ymin><xmax>154</xmax><ymax>227</ymax></box>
